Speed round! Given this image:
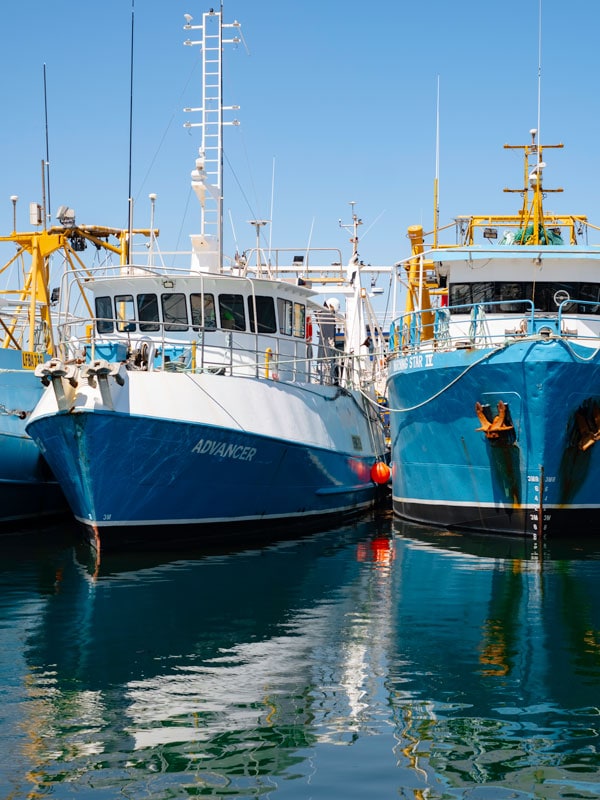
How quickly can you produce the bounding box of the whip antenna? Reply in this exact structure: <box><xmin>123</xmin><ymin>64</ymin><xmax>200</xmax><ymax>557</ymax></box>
<box><xmin>433</xmin><ymin>74</ymin><xmax>440</xmax><ymax>247</ymax></box>
<box><xmin>43</xmin><ymin>64</ymin><xmax>51</xmax><ymax>225</ymax></box>
<box><xmin>537</xmin><ymin>0</ymin><xmax>542</xmax><ymax>158</ymax></box>
<box><xmin>127</xmin><ymin>0</ymin><xmax>135</xmax><ymax>260</ymax></box>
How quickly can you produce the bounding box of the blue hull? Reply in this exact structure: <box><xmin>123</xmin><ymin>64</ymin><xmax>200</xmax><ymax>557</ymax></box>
<box><xmin>28</xmin><ymin>410</ymin><xmax>381</xmax><ymax>547</ymax></box>
<box><xmin>0</xmin><ymin>351</ymin><xmax>65</xmax><ymax>524</ymax></box>
<box><xmin>387</xmin><ymin>338</ymin><xmax>600</xmax><ymax>536</ymax></box>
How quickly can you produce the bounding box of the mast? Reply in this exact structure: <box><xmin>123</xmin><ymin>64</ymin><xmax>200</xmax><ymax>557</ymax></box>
<box><xmin>127</xmin><ymin>0</ymin><xmax>135</xmax><ymax>266</ymax></box>
<box><xmin>500</xmin><ymin>0</ymin><xmax>557</xmax><ymax>246</ymax></box>
<box><xmin>339</xmin><ymin>203</ymin><xmax>365</xmax><ymax>387</ymax></box>
<box><xmin>183</xmin><ymin>7</ymin><xmax>241</xmax><ymax>273</ymax></box>
<box><xmin>504</xmin><ymin>130</ymin><xmax>563</xmax><ymax>245</ymax></box>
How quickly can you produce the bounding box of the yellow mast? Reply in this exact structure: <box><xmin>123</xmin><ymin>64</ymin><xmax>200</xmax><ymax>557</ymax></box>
<box><xmin>404</xmin><ymin>225</ymin><xmax>435</xmax><ymax>342</ymax></box>
<box><xmin>503</xmin><ymin>129</ymin><xmax>564</xmax><ymax>245</ymax></box>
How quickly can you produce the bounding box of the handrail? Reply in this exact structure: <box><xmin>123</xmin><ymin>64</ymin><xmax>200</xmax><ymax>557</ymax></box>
<box><xmin>387</xmin><ymin>298</ymin><xmax>600</xmax><ymax>356</ymax></box>
<box><xmin>55</xmin><ymin>313</ymin><xmax>387</xmax><ymax>391</ymax></box>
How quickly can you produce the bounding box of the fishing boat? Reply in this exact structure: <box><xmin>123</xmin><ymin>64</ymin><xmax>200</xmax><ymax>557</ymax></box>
<box><xmin>25</xmin><ymin>7</ymin><xmax>389</xmax><ymax>549</ymax></box>
<box><xmin>0</xmin><ymin>204</ymin><xmax>144</xmax><ymax>524</ymax></box>
<box><xmin>387</xmin><ymin>128</ymin><xmax>600</xmax><ymax>537</ymax></box>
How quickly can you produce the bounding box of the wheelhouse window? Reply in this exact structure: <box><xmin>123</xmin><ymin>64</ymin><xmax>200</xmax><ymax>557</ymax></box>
<box><xmin>115</xmin><ymin>295</ymin><xmax>136</xmax><ymax>332</ymax></box>
<box><xmin>496</xmin><ymin>283</ymin><xmax>525</xmax><ymax>313</ymax></box>
<box><xmin>95</xmin><ymin>296</ymin><xmax>114</xmax><ymax>334</ymax></box>
<box><xmin>248</xmin><ymin>295</ymin><xmax>277</xmax><ymax>333</ymax></box>
<box><xmin>278</xmin><ymin>298</ymin><xmax>293</xmax><ymax>335</ymax></box>
<box><xmin>137</xmin><ymin>293</ymin><xmax>160</xmax><ymax>332</ymax></box>
<box><xmin>190</xmin><ymin>293</ymin><xmax>217</xmax><ymax>330</ymax></box>
<box><xmin>579</xmin><ymin>283</ymin><xmax>600</xmax><ymax>312</ymax></box>
<box><xmin>449</xmin><ymin>282</ymin><xmax>494</xmax><ymax>309</ymax></box>
<box><xmin>218</xmin><ymin>294</ymin><xmax>245</xmax><ymax>331</ymax></box>
<box><xmin>293</xmin><ymin>302</ymin><xmax>306</xmax><ymax>338</ymax></box>
<box><xmin>448</xmin><ymin>281</ymin><xmax>600</xmax><ymax>315</ymax></box>
<box><xmin>161</xmin><ymin>293</ymin><xmax>188</xmax><ymax>331</ymax></box>
<box><xmin>530</xmin><ymin>283</ymin><xmax>578</xmax><ymax>312</ymax></box>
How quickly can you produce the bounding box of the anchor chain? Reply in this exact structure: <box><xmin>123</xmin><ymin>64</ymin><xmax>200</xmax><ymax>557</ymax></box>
<box><xmin>0</xmin><ymin>403</ymin><xmax>28</xmax><ymax>419</ymax></box>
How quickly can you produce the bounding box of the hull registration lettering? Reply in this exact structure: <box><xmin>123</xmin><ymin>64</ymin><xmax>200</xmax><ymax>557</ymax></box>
<box><xmin>22</xmin><ymin>351</ymin><xmax>44</xmax><ymax>370</ymax></box>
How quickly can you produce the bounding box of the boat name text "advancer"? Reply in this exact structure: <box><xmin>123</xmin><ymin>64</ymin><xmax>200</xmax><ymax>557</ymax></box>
<box><xmin>191</xmin><ymin>439</ymin><xmax>257</xmax><ymax>461</ymax></box>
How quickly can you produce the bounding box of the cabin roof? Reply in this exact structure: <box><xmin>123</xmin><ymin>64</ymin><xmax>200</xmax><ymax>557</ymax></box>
<box><xmin>90</xmin><ymin>272</ymin><xmax>316</xmax><ymax>301</ymax></box>
<box><xmin>431</xmin><ymin>245</ymin><xmax>600</xmax><ymax>265</ymax></box>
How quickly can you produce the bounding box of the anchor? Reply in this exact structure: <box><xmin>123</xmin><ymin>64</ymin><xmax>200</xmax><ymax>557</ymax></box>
<box><xmin>575</xmin><ymin>402</ymin><xmax>600</xmax><ymax>451</ymax></box>
<box><xmin>80</xmin><ymin>359</ymin><xmax>125</xmax><ymax>412</ymax></box>
<box><xmin>475</xmin><ymin>400</ymin><xmax>514</xmax><ymax>440</ymax></box>
<box><xmin>35</xmin><ymin>359</ymin><xmax>79</xmax><ymax>412</ymax></box>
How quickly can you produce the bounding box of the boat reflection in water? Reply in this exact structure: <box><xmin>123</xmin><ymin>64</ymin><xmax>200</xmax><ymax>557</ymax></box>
<box><xmin>3</xmin><ymin>516</ymin><xmax>600</xmax><ymax>798</ymax></box>
<box><xmin>387</xmin><ymin>522</ymin><xmax>600</xmax><ymax>797</ymax></box>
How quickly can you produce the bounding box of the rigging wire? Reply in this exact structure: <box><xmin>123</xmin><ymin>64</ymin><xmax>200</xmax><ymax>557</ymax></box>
<box><xmin>228</xmin><ymin>209</ymin><xmax>240</xmax><ymax>257</ymax></box>
<box><xmin>359</xmin><ymin>210</ymin><xmax>386</xmax><ymax>243</ymax></box>
<box><xmin>223</xmin><ymin>148</ymin><xmax>261</xmax><ymax>225</ymax></box>
<box><xmin>135</xmin><ymin>60</ymin><xmax>201</xmax><ymax>201</ymax></box>
<box><xmin>174</xmin><ymin>184</ymin><xmax>194</xmax><ymax>254</ymax></box>
<box><xmin>235</xmin><ymin>123</ymin><xmax>265</xmax><ymax>227</ymax></box>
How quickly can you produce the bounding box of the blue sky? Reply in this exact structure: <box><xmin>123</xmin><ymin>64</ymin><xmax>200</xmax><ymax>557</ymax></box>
<box><xmin>0</xmin><ymin>0</ymin><xmax>598</xmax><ymax>280</ymax></box>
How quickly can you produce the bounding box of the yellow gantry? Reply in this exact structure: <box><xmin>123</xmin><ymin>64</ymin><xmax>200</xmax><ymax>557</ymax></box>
<box><xmin>0</xmin><ymin>225</ymin><xmax>153</xmax><ymax>356</ymax></box>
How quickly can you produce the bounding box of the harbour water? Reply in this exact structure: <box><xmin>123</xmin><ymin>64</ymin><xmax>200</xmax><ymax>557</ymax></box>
<box><xmin>1</xmin><ymin>513</ymin><xmax>600</xmax><ymax>798</ymax></box>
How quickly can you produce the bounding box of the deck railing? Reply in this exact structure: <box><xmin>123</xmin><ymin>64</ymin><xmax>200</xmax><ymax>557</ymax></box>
<box><xmin>388</xmin><ymin>299</ymin><xmax>600</xmax><ymax>356</ymax></box>
<box><xmin>54</xmin><ymin>314</ymin><xmax>387</xmax><ymax>392</ymax></box>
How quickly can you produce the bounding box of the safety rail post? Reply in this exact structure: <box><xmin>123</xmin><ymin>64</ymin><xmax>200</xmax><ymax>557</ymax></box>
<box><xmin>226</xmin><ymin>332</ymin><xmax>233</xmax><ymax>375</ymax></box>
<box><xmin>198</xmin><ymin>330</ymin><xmax>205</xmax><ymax>371</ymax></box>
